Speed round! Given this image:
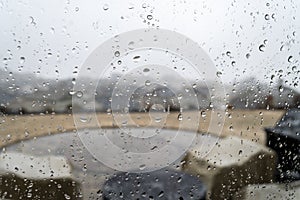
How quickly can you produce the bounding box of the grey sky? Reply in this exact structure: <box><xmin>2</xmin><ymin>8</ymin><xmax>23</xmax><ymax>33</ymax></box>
<box><xmin>0</xmin><ymin>0</ymin><xmax>299</xmax><ymax>91</ymax></box>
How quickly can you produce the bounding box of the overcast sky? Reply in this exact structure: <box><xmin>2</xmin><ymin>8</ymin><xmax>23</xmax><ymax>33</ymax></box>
<box><xmin>0</xmin><ymin>0</ymin><xmax>299</xmax><ymax>91</ymax></box>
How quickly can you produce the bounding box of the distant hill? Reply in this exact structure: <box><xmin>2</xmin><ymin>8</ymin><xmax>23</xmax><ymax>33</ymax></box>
<box><xmin>228</xmin><ymin>77</ymin><xmax>300</xmax><ymax>109</ymax></box>
<box><xmin>0</xmin><ymin>70</ymin><xmax>299</xmax><ymax>114</ymax></box>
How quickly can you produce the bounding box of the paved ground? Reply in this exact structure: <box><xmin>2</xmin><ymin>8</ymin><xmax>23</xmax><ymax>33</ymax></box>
<box><xmin>0</xmin><ymin>109</ymin><xmax>285</xmax><ymax>199</ymax></box>
<box><xmin>0</xmin><ymin>109</ymin><xmax>284</xmax><ymax>148</ymax></box>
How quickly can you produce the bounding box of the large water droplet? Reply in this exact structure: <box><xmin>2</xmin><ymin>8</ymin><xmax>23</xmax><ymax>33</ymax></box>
<box><xmin>226</xmin><ymin>51</ymin><xmax>231</xmax><ymax>57</ymax></box>
<box><xmin>139</xmin><ymin>164</ymin><xmax>146</xmax><ymax>170</ymax></box>
<box><xmin>177</xmin><ymin>113</ymin><xmax>183</xmax><ymax>121</ymax></box>
<box><xmin>264</xmin><ymin>14</ymin><xmax>270</xmax><ymax>20</ymax></box>
<box><xmin>279</xmin><ymin>85</ymin><xmax>284</xmax><ymax>92</ymax></box>
<box><xmin>76</xmin><ymin>91</ymin><xmax>83</xmax><ymax>98</ymax></box>
<box><xmin>80</xmin><ymin>116</ymin><xmax>89</xmax><ymax>123</ymax></box>
<box><xmin>147</xmin><ymin>15</ymin><xmax>153</xmax><ymax>20</ymax></box>
<box><xmin>133</xmin><ymin>55</ymin><xmax>141</xmax><ymax>62</ymax></box>
<box><xmin>128</xmin><ymin>41</ymin><xmax>135</xmax><ymax>50</ymax></box>
<box><xmin>155</xmin><ymin>117</ymin><xmax>162</xmax><ymax>123</ymax></box>
<box><xmin>145</xmin><ymin>80</ymin><xmax>151</xmax><ymax>86</ymax></box>
<box><xmin>238</xmin><ymin>150</ymin><xmax>243</xmax><ymax>155</ymax></box>
<box><xmin>114</xmin><ymin>51</ymin><xmax>120</xmax><ymax>57</ymax></box>
<box><xmin>143</xmin><ymin>68</ymin><xmax>150</xmax><ymax>73</ymax></box>
<box><xmin>103</xmin><ymin>4</ymin><xmax>109</xmax><ymax>11</ymax></box>
<box><xmin>20</xmin><ymin>57</ymin><xmax>25</xmax><ymax>64</ymax></box>
<box><xmin>258</xmin><ymin>44</ymin><xmax>265</xmax><ymax>52</ymax></box>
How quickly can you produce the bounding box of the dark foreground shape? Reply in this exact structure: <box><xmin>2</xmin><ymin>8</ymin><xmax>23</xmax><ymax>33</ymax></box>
<box><xmin>0</xmin><ymin>175</ymin><xmax>81</xmax><ymax>200</ymax></box>
<box><xmin>102</xmin><ymin>169</ymin><xmax>206</xmax><ymax>200</ymax></box>
<box><xmin>0</xmin><ymin>152</ymin><xmax>82</xmax><ymax>199</ymax></box>
<box><xmin>265</xmin><ymin>108</ymin><xmax>300</xmax><ymax>182</ymax></box>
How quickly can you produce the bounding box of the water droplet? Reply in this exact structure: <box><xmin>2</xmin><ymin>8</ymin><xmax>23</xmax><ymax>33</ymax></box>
<box><xmin>103</xmin><ymin>4</ymin><xmax>109</xmax><ymax>11</ymax></box>
<box><xmin>50</xmin><ymin>27</ymin><xmax>55</xmax><ymax>34</ymax></box>
<box><xmin>29</xmin><ymin>16</ymin><xmax>36</xmax><ymax>25</ymax></box>
<box><xmin>143</xmin><ymin>68</ymin><xmax>150</xmax><ymax>73</ymax></box>
<box><xmin>177</xmin><ymin>177</ymin><xmax>182</xmax><ymax>183</ymax></box>
<box><xmin>20</xmin><ymin>57</ymin><xmax>25</xmax><ymax>64</ymax></box>
<box><xmin>259</xmin><ymin>44</ymin><xmax>265</xmax><ymax>52</ymax></box>
<box><xmin>2</xmin><ymin>57</ymin><xmax>8</xmax><ymax>63</ymax></box>
<box><xmin>279</xmin><ymin>85</ymin><xmax>284</xmax><ymax>92</ymax></box>
<box><xmin>238</xmin><ymin>150</ymin><xmax>243</xmax><ymax>155</ymax></box>
<box><xmin>133</xmin><ymin>55</ymin><xmax>141</xmax><ymax>62</ymax></box>
<box><xmin>271</xmin><ymin>74</ymin><xmax>275</xmax><ymax>80</ymax></box>
<box><xmin>128</xmin><ymin>41</ymin><xmax>135</xmax><ymax>50</ymax></box>
<box><xmin>226</xmin><ymin>51</ymin><xmax>231</xmax><ymax>57</ymax></box>
<box><xmin>158</xmin><ymin>191</ymin><xmax>164</xmax><ymax>197</ymax></box>
<box><xmin>147</xmin><ymin>15</ymin><xmax>153</xmax><ymax>20</ymax></box>
<box><xmin>142</xmin><ymin>3</ymin><xmax>147</xmax><ymax>8</ymax></box>
<box><xmin>155</xmin><ymin>117</ymin><xmax>162</xmax><ymax>123</ymax></box>
<box><xmin>271</xmin><ymin>13</ymin><xmax>276</xmax><ymax>20</ymax></box>
<box><xmin>6</xmin><ymin>134</ymin><xmax>11</xmax><ymax>140</ymax></box>
<box><xmin>64</xmin><ymin>194</ymin><xmax>71</xmax><ymax>200</ymax></box>
<box><xmin>80</xmin><ymin>116</ymin><xmax>89</xmax><ymax>123</ymax></box>
<box><xmin>24</xmin><ymin>131</ymin><xmax>29</xmax><ymax>137</ymax></box>
<box><xmin>264</xmin><ymin>14</ymin><xmax>270</xmax><ymax>20</ymax></box>
<box><xmin>82</xmin><ymin>164</ymin><xmax>87</xmax><ymax>172</ymax></box>
<box><xmin>76</xmin><ymin>91</ymin><xmax>83</xmax><ymax>98</ymax></box>
<box><xmin>177</xmin><ymin>113</ymin><xmax>183</xmax><ymax>121</ymax></box>
<box><xmin>128</xmin><ymin>3</ymin><xmax>134</xmax><ymax>9</ymax></box>
<box><xmin>177</xmin><ymin>93</ymin><xmax>183</xmax><ymax>100</ymax></box>
<box><xmin>216</xmin><ymin>71</ymin><xmax>222</xmax><ymax>77</ymax></box>
<box><xmin>145</xmin><ymin>80</ymin><xmax>151</xmax><ymax>86</ymax></box>
<box><xmin>114</xmin><ymin>51</ymin><xmax>120</xmax><ymax>57</ymax></box>
<box><xmin>139</xmin><ymin>164</ymin><xmax>146</xmax><ymax>170</ymax></box>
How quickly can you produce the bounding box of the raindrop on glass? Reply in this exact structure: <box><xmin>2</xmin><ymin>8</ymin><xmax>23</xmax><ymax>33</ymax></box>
<box><xmin>114</xmin><ymin>51</ymin><xmax>120</xmax><ymax>57</ymax></box>
<box><xmin>128</xmin><ymin>41</ymin><xmax>135</xmax><ymax>50</ymax></box>
<box><xmin>143</xmin><ymin>68</ymin><xmax>150</xmax><ymax>73</ymax></box>
<box><xmin>147</xmin><ymin>15</ymin><xmax>153</xmax><ymax>20</ymax></box>
<box><xmin>19</xmin><ymin>57</ymin><xmax>25</xmax><ymax>64</ymax></box>
<box><xmin>133</xmin><ymin>55</ymin><xmax>141</xmax><ymax>62</ymax></box>
<box><xmin>258</xmin><ymin>44</ymin><xmax>265</xmax><ymax>52</ymax></box>
<box><xmin>264</xmin><ymin>14</ymin><xmax>270</xmax><ymax>20</ymax></box>
<box><xmin>279</xmin><ymin>85</ymin><xmax>284</xmax><ymax>92</ymax></box>
<box><xmin>76</xmin><ymin>91</ymin><xmax>83</xmax><ymax>98</ymax></box>
<box><xmin>103</xmin><ymin>4</ymin><xmax>109</xmax><ymax>11</ymax></box>
<box><xmin>139</xmin><ymin>164</ymin><xmax>146</xmax><ymax>170</ymax></box>
<box><xmin>216</xmin><ymin>71</ymin><xmax>222</xmax><ymax>77</ymax></box>
<box><xmin>145</xmin><ymin>80</ymin><xmax>151</xmax><ymax>86</ymax></box>
<box><xmin>177</xmin><ymin>113</ymin><xmax>183</xmax><ymax>121</ymax></box>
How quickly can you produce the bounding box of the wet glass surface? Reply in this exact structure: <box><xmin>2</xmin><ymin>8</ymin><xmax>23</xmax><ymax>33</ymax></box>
<box><xmin>3</xmin><ymin>128</ymin><xmax>216</xmax><ymax>198</ymax></box>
